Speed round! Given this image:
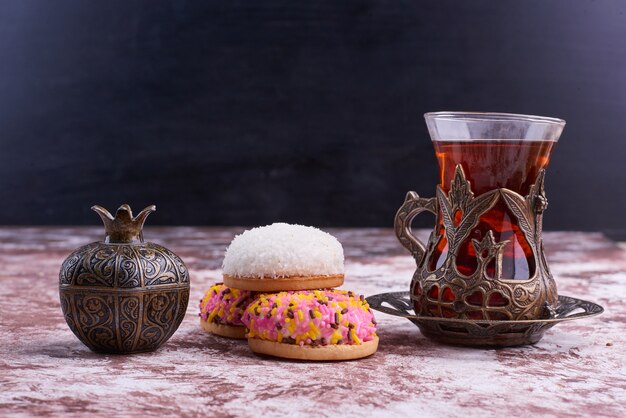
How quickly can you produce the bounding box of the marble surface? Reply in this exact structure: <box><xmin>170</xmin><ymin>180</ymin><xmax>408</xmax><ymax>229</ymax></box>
<box><xmin>0</xmin><ymin>227</ymin><xmax>624</xmax><ymax>417</ymax></box>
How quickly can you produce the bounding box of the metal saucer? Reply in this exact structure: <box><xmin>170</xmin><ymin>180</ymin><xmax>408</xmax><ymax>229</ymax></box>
<box><xmin>366</xmin><ymin>292</ymin><xmax>604</xmax><ymax>347</ymax></box>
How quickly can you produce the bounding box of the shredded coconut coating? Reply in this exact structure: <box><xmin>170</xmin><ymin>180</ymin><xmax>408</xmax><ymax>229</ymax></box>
<box><xmin>242</xmin><ymin>290</ymin><xmax>377</xmax><ymax>346</ymax></box>
<box><xmin>222</xmin><ymin>223</ymin><xmax>344</xmax><ymax>278</ymax></box>
<box><xmin>199</xmin><ymin>283</ymin><xmax>257</xmax><ymax>326</ymax></box>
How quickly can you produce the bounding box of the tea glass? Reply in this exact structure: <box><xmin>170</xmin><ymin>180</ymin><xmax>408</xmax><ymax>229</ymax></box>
<box><xmin>395</xmin><ymin>112</ymin><xmax>565</xmax><ymax>321</ymax></box>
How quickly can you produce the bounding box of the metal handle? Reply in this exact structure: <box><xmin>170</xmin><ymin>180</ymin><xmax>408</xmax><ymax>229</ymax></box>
<box><xmin>394</xmin><ymin>191</ymin><xmax>437</xmax><ymax>263</ymax></box>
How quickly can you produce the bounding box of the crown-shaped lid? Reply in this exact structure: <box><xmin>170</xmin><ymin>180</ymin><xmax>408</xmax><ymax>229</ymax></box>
<box><xmin>91</xmin><ymin>204</ymin><xmax>156</xmax><ymax>243</ymax></box>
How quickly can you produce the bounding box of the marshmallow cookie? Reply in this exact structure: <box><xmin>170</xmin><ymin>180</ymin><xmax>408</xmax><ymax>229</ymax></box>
<box><xmin>199</xmin><ymin>283</ymin><xmax>257</xmax><ymax>339</ymax></box>
<box><xmin>222</xmin><ymin>223</ymin><xmax>344</xmax><ymax>292</ymax></box>
<box><xmin>242</xmin><ymin>289</ymin><xmax>378</xmax><ymax>360</ymax></box>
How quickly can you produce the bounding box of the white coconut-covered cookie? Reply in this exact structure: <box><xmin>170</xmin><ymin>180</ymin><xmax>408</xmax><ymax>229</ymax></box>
<box><xmin>222</xmin><ymin>223</ymin><xmax>344</xmax><ymax>291</ymax></box>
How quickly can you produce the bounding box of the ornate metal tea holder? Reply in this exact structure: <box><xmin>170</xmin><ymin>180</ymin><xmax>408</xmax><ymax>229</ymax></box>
<box><xmin>367</xmin><ymin>292</ymin><xmax>603</xmax><ymax>347</ymax></box>
<box><xmin>369</xmin><ymin>164</ymin><xmax>603</xmax><ymax>347</ymax></box>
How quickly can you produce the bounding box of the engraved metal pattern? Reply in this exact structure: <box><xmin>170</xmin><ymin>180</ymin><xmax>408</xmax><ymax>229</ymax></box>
<box><xmin>59</xmin><ymin>204</ymin><xmax>190</xmax><ymax>354</ymax></box>
<box><xmin>394</xmin><ymin>164</ymin><xmax>558</xmax><ymax>325</ymax></box>
<box><xmin>366</xmin><ymin>291</ymin><xmax>604</xmax><ymax>347</ymax></box>
<box><xmin>60</xmin><ymin>242</ymin><xmax>189</xmax><ymax>289</ymax></box>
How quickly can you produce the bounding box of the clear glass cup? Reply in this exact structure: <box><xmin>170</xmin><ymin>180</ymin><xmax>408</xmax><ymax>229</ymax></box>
<box><xmin>424</xmin><ymin>112</ymin><xmax>565</xmax><ymax>280</ymax></box>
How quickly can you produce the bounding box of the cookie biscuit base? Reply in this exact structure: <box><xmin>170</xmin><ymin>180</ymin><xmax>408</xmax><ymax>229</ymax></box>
<box><xmin>223</xmin><ymin>274</ymin><xmax>344</xmax><ymax>292</ymax></box>
<box><xmin>248</xmin><ymin>336</ymin><xmax>378</xmax><ymax>361</ymax></box>
<box><xmin>200</xmin><ymin>319</ymin><xmax>247</xmax><ymax>339</ymax></box>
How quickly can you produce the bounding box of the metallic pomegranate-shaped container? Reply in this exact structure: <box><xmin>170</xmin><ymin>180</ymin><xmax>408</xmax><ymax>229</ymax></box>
<box><xmin>59</xmin><ymin>204</ymin><xmax>190</xmax><ymax>354</ymax></box>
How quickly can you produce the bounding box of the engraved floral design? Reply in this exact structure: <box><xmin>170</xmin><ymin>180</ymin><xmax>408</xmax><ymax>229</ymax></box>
<box><xmin>395</xmin><ymin>165</ymin><xmax>558</xmax><ymax>321</ymax></box>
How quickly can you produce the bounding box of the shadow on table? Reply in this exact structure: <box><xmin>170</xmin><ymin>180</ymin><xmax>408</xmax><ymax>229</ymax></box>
<box><xmin>375</xmin><ymin>323</ymin><xmax>521</xmax><ymax>357</ymax></box>
<box><xmin>24</xmin><ymin>325</ymin><xmax>514</xmax><ymax>365</ymax></box>
<box><xmin>22</xmin><ymin>341</ymin><xmax>108</xmax><ymax>360</ymax></box>
<box><xmin>376</xmin><ymin>325</ymin><xmax>433</xmax><ymax>356</ymax></box>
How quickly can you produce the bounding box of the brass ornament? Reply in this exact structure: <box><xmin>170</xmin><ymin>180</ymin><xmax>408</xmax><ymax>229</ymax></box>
<box><xmin>395</xmin><ymin>164</ymin><xmax>558</xmax><ymax>326</ymax></box>
<box><xmin>59</xmin><ymin>204</ymin><xmax>190</xmax><ymax>354</ymax></box>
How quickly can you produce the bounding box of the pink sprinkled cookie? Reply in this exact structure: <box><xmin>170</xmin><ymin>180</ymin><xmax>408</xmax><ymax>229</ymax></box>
<box><xmin>222</xmin><ymin>223</ymin><xmax>345</xmax><ymax>292</ymax></box>
<box><xmin>242</xmin><ymin>289</ymin><xmax>378</xmax><ymax>360</ymax></box>
<box><xmin>199</xmin><ymin>283</ymin><xmax>257</xmax><ymax>339</ymax></box>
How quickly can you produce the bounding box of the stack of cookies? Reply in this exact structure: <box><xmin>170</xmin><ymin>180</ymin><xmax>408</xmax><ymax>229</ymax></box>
<box><xmin>199</xmin><ymin>223</ymin><xmax>378</xmax><ymax>360</ymax></box>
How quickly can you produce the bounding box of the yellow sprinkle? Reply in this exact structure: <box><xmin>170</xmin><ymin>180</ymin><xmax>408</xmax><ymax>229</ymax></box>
<box><xmin>308</xmin><ymin>322</ymin><xmax>319</xmax><ymax>338</ymax></box>
<box><xmin>297</xmin><ymin>311</ymin><xmax>304</xmax><ymax>321</ymax></box>
<box><xmin>207</xmin><ymin>311</ymin><xmax>217</xmax><ymax>323</ymax></box>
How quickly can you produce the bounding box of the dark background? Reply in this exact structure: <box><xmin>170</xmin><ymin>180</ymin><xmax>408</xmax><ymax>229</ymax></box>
<box><xmin>1</xmin><ymin>1</ymin><xmax>625</xmax><ymax>232</ymax></box>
